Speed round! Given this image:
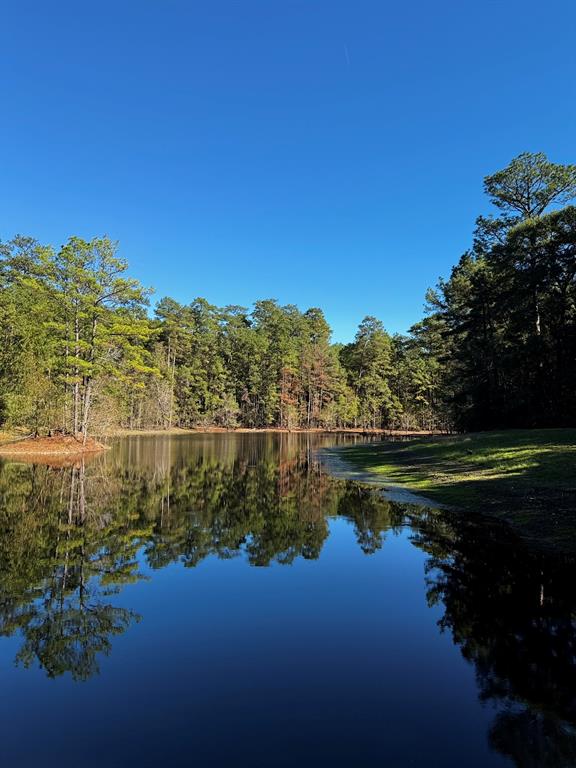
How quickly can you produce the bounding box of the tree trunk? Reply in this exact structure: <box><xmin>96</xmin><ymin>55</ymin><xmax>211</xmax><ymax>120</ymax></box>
<box><xmin>81</xmin><ymin>381</ymin><xmax>92</xmax><ymax>444</ymax></box>
<box><xmin>73</xmin><ymin>309</ymin><xmax>80</xmax><ymax>436</ymax></box>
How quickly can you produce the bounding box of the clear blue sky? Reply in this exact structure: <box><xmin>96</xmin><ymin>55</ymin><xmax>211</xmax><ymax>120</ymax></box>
<box><xmin>2</xmin><ymin>1</ymin><xmax>575</xmax><ymax>342</ymax></box>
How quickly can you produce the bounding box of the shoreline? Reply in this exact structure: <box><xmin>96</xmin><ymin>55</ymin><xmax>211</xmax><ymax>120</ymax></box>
<box><xmin>326</xmin><ymin>429</ymin><xmax>576</xmax><ymax>555</ymax></box>
<box><xmin>317</xmin><ymin>447</ymin><xmax>442</xmax><ymax>508</ymax></box>
<box><xmin>102</xmin><ymin>426</ymin><xmax>446</xmax><ymax>438</ymax></box>
<box><xmin>0</xmin><ymin>434</ymin><xmax>109</xmax><ymax>458</ymax></box>
<box><xmin>0</xmin><ymin>426</ymin><xmax>445</xmax><ymax>460</ymax></box>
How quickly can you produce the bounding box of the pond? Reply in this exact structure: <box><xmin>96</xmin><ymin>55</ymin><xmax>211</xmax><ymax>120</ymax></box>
<box><xmin>0</xmin><ymin>433</ymin><xmax>575</xmax><ymax>767</ymax></box>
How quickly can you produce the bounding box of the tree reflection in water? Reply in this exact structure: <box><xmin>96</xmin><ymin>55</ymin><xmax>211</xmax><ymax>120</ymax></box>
<box><xmin>408</xmin><ymin>507</ymin><xmax>576</xmax><ymax>767</ymax></box>
<box><xmin>0</xmin><ymin>457</ymin><xmax>145</xmax><ymax>680</ymax></box>
<box><xmin>0</xmin><ymin>433</ymin><xmax>574</xmax><ymax>765</ymax></box>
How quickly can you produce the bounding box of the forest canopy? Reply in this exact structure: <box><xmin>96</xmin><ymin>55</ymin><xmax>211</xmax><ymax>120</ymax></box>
<box><xmin>1</xmin><ymin>152</ymin><xmax>575</xmax><ymax>436</ymax></box>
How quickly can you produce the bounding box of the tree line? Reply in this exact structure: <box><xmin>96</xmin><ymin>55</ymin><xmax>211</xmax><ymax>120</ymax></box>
<box><xmin>0</xmin><ymin>243</ymin><xmax>440</xmax><ymax>435</ymax></box>
<box><xmin>1</xmin><ymin>151</ymin><xmax>575</xmax><ymax>436</ymax></box>
<box><xmin>421</xmin><ymin>151</ymin><xmax>576</xmax><ymax>429</ymax></box>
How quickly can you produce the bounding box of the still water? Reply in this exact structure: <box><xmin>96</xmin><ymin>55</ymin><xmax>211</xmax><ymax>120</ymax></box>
<box><xmin>0</xmin><ymin>433</ymin><xmax>575</xmax><ymax>767</ymax></box>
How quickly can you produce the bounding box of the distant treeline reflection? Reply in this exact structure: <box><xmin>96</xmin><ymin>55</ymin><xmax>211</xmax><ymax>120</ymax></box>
<box><xmin>0</xmin><ymin>434</ymin><xmax>402</xmax><ymax>682</ymax></box>
<box><xmin>0</xmin><ymin>434</ymin><xmax>575</xmax><ymax>765</ymax></box>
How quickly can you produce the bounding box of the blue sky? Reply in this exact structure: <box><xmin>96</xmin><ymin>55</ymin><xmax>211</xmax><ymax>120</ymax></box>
<box><xmin>2</xmin><ymin>1</ymin><xmax>575</xmax><ymax>342</ymax></box>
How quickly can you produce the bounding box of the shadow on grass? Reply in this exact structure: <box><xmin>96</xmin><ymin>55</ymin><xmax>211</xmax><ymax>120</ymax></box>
<box><xmin>335</xmin><ymin>429</ymin><xmax>576</xmax><ymax>554</ymax></box>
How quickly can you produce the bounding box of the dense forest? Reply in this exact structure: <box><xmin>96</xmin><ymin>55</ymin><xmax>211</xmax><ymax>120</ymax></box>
<box><xmin>423</xmin><ymin>152</ymin><xmax>576</xmax><ymax>429</ymax></box>
<box><xmin>1</xmin><ymin>152</ymin><xmax>575</xmax><ymax>436</ymax></box>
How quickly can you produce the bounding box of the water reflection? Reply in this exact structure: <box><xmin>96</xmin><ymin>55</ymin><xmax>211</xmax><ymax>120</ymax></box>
<box><xmin>0</xmin><ymin>433</ymin><xmax>575</xmax><ymax>765</ymax></box>
<box><xmin>408</xmin><ymin>508</ymin><xmax>576</xmax><ymax>767</ymax></box>
<box><xmin>0</xmin><ymin>458</ymin><xmax>144</xmax><ymax>680</ymax></box>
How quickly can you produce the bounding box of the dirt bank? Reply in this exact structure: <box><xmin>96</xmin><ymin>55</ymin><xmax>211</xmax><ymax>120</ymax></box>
<box><xmin>0</xmin><ymin>434</ymin><xmax>108</xmax><ymax>457</ymax></box>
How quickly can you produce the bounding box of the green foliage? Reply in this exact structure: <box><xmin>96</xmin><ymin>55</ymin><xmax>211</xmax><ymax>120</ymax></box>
<box><xmin>424</xmin><ymin>152</ymin><xmax>576</xmax><ymax>429</ymax></box>
<box><xmin>0</xmin><ymin>235</ymin><xmax>156</xmax><ymax>436</ymax></box>
<box><xmin>147</xmin><ymin>298</ymin><xmax>412</xmax><ymax>430</ymax></box>
<box><xmin>4</xmin><ymin>152</ymin><xmax>573</xmax><ymax>435</ymax></box>
<box><xmin>340</xmin><ymin>317</ymin><xmax>394</xmax><ymax>427</ymax></box>
<box><xmin>484</xmin><ymin>151</ymin><xmax>576</xmax><ymax>218</ymax></box>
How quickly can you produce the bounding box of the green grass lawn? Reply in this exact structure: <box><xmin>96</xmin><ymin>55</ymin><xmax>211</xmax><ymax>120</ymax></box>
<box><xmin>336</xmin><ymin>429</ymin><xmax>576</xmax><ymax>552</ymax></box>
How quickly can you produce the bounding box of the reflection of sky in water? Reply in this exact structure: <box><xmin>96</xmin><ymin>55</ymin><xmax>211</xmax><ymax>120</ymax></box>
<box><xmin>0</xmin><ymin>434</ymin><xmax>574</xmax><ymax>767</ymax></box>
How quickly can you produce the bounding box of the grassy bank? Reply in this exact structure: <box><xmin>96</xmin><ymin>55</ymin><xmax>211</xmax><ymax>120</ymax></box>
<box><xmin>335</xmin><ymin>429</ymin><xmax>576</xmax><ymax>552</ymax></box>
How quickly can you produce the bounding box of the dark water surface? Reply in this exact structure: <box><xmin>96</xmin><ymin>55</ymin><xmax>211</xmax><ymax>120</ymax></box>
<box><xmin>0</xmin><ymin>433</ymin><xmax>575</xmax><ymax>767</ymax></box>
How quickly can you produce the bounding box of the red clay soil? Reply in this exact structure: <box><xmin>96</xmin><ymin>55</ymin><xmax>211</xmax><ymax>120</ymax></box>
<box><xmin>0</xmin><ymin>434</ymin><xmax>108</xmax><ymax>457</ymax></box>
